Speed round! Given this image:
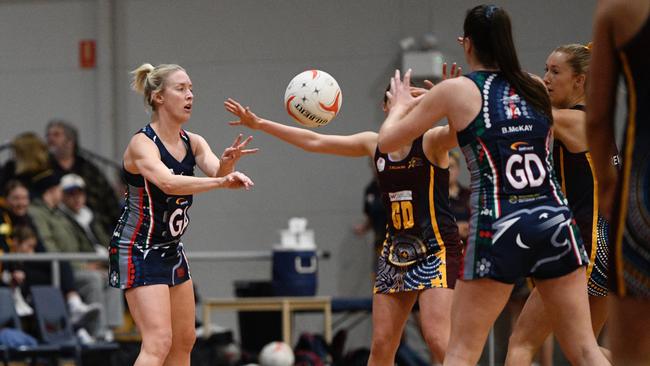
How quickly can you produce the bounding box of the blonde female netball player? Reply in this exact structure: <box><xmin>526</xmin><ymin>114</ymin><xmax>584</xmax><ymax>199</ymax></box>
<box><xmin>507</xmin><ymin>43</ymin><xmax>616</xmax><ymax>364</ymax></box>
<box><xmin>110</xmin><ymin>63</ymin><xmax>255</xmax><ymax>366</ymax></box>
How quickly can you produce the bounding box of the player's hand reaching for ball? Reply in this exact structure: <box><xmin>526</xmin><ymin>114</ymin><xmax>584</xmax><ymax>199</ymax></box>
<box><xmin>219</xmin><ymin>171</ymin><xmax>254</xmax><ymax>190</ymax></box>
<box><xmin>225</xmin><ymin>98</ymin><xmax>262</xmax><ymax>130</ymax></box>
<box><xmin>386</xmin><ymin>69</ymin><xmax>417</xmax><ymax>114</ymax></box>
<box><xmin>442</xmin><ymin>62</ymin><xmax>462</xmax><ymax>80</ymax></box>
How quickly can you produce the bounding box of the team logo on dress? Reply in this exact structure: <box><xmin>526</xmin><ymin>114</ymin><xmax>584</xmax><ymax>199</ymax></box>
<box><xmin>407</xmin><ymin>157</ymin><xmax>422</xmax><ymax>169</ymax></box>
<box><xmin>510</xmin><ymin>141</ymin><xmax>534</xmax><ymax>151</ymax></box>
<box><xmin>109</xmin><ymin>270</ymin><xmax>119</xmax><ymax>287</ymax></box>
<box><xmin>376</xmin><ymin>157</ymin><xmax>386</xmax><ymax>172</ymax></box>
<box><xmin>491</xmin><ymin>206</ymin><xmax>572</xmax><ymax>249</ymax></box>
<box><xmin>476</xmin><ymin>258</ymin><xmax>492</xmax><ymax>277</ymax></box>
<box><xmin>176</xmin><ymin>267</ymin><xmax>186</xmax><ymax>278</ymax></box>
<box><xmin>502</xmin><ymin>91</ymin><xmax>523</xmax><ymax>119</ymax></box>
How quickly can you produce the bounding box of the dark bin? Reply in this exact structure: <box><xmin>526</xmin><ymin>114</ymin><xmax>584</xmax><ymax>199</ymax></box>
<box><xmin>234</xmin><ymin>280</ymin><xmax>282</xmax><ymax>354</ymax></box>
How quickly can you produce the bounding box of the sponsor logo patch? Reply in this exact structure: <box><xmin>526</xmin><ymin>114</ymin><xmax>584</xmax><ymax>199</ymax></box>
<box><xmin>389</xmin><ymin>190</ymin><xmax>413</xmax><ymax>202</ymax></box>
<box><xmin>376</xmin><ymin>157</ymin><xmax>385</xmax><ymax>172</ymax></box>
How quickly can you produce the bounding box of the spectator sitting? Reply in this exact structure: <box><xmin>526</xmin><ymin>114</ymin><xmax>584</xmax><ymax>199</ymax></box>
<box><xmin>46</xmin><ymin>120</ymin><xmax>121</xmax><ymax>233</ymax></box>
<box><xmin>59</xmin><ymin>173</ymin><xmax>124</xmax><ymax>339</ymax></box>
<box><xmin>27</xmin><ymin>170</ymin><xmax>95</xmax><ymax>255</ymax></box>
<box><xmin>1</xmin><ymin>180</ymin><xmax>101</xmax><ymax>327</ymax></box>
<box><xmin>59</xmin><ymin>174</ymin><xmax>111</xmax><ymax>256</ymax></box>
<box><xmin>3</xmin><ymin>225</ymin><xmax>35</xmax><ymax>317</ymax></box>
<box><xmin>0</xmin><ymin>132</ymin><xmax>51</xmax><ymax>194</ymax></box>
<box><xmin>8</xmin><ymin>225</ymin><xmax>100</xmax><ymax>343</ymax></box>
<box><xmin>26</xmin><ymin>170</ymin><xmax>108</xmax><ymax>339</ymax></box>
<box><xmin>1</xmin><ymin>181</ymin><xmax>36</xmax><ymax>245</ymax></box>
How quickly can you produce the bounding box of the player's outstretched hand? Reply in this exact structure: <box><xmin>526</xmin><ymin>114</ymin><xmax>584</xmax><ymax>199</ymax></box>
<box><xmin>412</xmin><ymin>62</ymin><xmax>462</xmax><ymax>97</ymax></box>
<box><xmin>225</xmin><ymin>98</ymin><xmax>262</xmax><ymax>130</ymax></box>
<box><xmin>386</xmin><ymin>69</ymin><xmax>418</xmax><ymax>112</ymax></box>
<box><xmin>442</xmin><ymin>62</ymin><xmax>462</xmax><ymax>80</ymax></box>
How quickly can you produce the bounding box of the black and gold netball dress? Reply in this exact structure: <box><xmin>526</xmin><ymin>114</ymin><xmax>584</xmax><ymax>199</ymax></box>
<box><xmin>611</xmin><ymin>14</ymin><xmax>650</xmax><ymax>298</ymax></box>
<box><xmin>553</xmin><ymin>105</ymin><xmax>609</xmax><ymax>297</ymax></box>
<box><xmin>373</xmin><ymin>136</ymin><xmax>462</xmax><ymax>294</ymax></box>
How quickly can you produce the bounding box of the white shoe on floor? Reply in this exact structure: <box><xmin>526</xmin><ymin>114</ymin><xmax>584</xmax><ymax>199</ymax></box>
<box><xmin>76</xmin><ymin>328</ymin><xmax>96</xmax><ymax>344</ymax></box>
<box><xmin>101</xmin><ymin>329</ymin><xmax>114</xmax><ymax>342</ymax></box>
<box><xmin>13</xmin><ymin>288</ymin><xmax>33</xmax><ymax>316</ymax></box>
<box><xmin>69</xmin><ymin>300</ymin><xmax>102</xmax><ymax>327</ymax></box>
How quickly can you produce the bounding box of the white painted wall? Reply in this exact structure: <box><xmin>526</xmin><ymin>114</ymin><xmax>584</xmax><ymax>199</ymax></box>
<box><xmin>0</xmin><ymin>0</ymin><xmax>97</xmax><ymax>148</ymax></box>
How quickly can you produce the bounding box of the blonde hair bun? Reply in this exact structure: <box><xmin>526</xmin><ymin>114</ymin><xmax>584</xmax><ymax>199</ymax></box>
<box><xmin>130</xmin><ymin>63</ymin><xmax>155</xmax><ymax>94</ymax></box>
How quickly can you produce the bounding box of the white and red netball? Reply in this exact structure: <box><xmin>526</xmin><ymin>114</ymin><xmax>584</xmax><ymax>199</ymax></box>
<box><xmin>258</xmin><ymin>341</ymin><xmax>294</xmax><ymax>366</ymax></box>
<box><xmin>284</xmin><ymin>70</ymin><xmax>342</xmax><ymax>128</ymax></box>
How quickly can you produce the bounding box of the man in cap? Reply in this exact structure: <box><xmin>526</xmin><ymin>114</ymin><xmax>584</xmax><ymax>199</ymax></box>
<box><xmin>59</xmin><ymin>173</ymin><xmax>123</xmax><ymax>341</ymax></box>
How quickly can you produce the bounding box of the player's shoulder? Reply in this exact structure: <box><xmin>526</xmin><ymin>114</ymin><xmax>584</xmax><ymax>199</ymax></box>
<box><xmin>182</xmin><ymin>130</ymin><xmax>206</xmax><ymax>143</ymax></box>
<box><xmin>429</xmin><ymin>77</ymin><xmax>477</xmax><ymax>105</ymax></box>
<box><xmin>602</xmin><ymin>0</ymin><xmax>633</xmax><ymax>13</ymax></box>
<box><xmin>552</xmin><ymin>108</ymin><xmax>585</xmax><ymax>127</ymax></box>
<box><xmin>127</xmin><ymin>132</ymin><xmax>158</xmax><ymax>156</ymax></box>
<box><xmin>595</xmin><ymin>0</ymin><xmax>632</xmax><ymax>23</ymax></box>
<box><xmin>181</xmin><ymin>130</ymin><xmax>208</xmax><ymax>152</ymax></box>
<box><xmin>440</xmin><ymin>76</ymin><xmax>475</xmax><ymax>90</ymax></box>
<box><xmin>129</xmin><ymin>131</ymin><xmax>150</xmax><ymax>145</ymax></box>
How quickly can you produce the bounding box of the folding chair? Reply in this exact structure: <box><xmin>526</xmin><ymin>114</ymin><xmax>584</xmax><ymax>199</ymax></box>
<box><xmin>0</xmin><ymin>287</ymin><xmax>61</xmax><ymax>365</ymax></box>
<box><xmin>30</xmin><ymin>285</ymin><xmax>119</xmax><ymax>366</ymax></box>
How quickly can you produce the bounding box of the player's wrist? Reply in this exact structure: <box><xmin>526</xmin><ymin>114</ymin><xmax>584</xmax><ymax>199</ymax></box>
<box><xmin>255</xmin><ymin>118</ymin><xmax>268</xmax><ymax>130</ymax></box>
<box><xmin>216</xmin><ymin>162</ymin><xmax>235</xmax><ymax>177</ymax></box>
<box><xmin>215</xmin><ymin>175</ymin><xmax>229</xmax><ymax>187</ymax></box>
<box><xmin>389</xmin><ymin>103</ymin><xmax>409</xmax><ymax>117</ymax></box>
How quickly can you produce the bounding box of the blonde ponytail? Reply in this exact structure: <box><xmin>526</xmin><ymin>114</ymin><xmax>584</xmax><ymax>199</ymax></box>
<box><xmin>130</xmin><ymin>63</ymin><xmax>154</xmax><ymax>94</ymax></box>
<box><xmin>129</xmin><ymin>63</ymin><xmax>185</xmax><ymax>110</ymax></box>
